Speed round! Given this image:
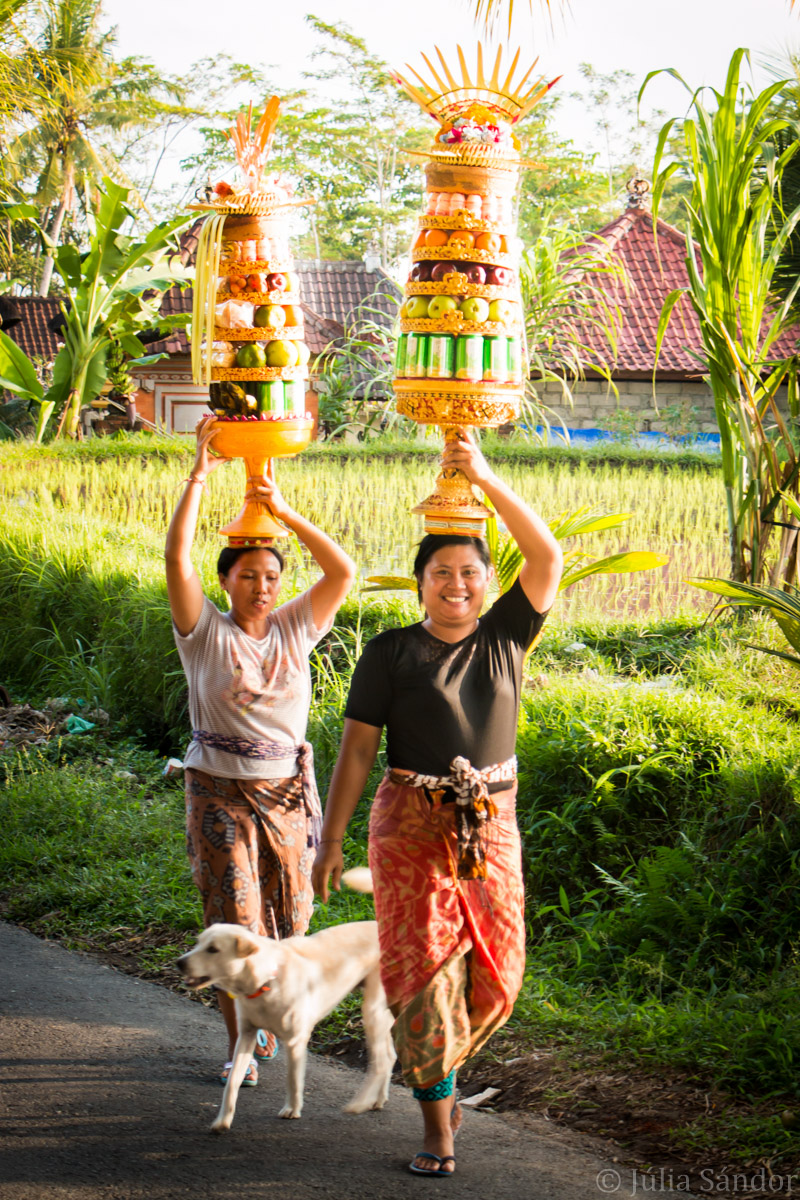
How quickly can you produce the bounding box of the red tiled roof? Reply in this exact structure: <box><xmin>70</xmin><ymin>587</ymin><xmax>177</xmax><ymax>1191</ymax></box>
<box><xmin>3</xmin><ymin>296</ymin><xmax>63</xmax><ymax>362</ymax></box>
<box><xmin>576</xmin><ymin>208</ymin><xmax>799</xmax><ymax>378</ymax></box>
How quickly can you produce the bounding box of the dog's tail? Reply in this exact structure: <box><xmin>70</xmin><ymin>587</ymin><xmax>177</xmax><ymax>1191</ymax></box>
<box><xmin>341</xmin><ymin>866</ymin><xmax>374</xmax><ymax>894</ymax></box>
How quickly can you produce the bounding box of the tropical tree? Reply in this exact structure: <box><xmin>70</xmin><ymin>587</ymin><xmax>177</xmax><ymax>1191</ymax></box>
<box><xmin>0</xmin><ymin>178</ymin><xmax>192</xmax><ymax>439</ymax></box>
<box><xmin>647</xmin><ymin>49</ymin><xmax>800</xmax><ymax>587</ymax></box>
<box><xmin>3</xmin><ymin>0</ymin><xmax>183</xmax><ymax>295</ymax></box>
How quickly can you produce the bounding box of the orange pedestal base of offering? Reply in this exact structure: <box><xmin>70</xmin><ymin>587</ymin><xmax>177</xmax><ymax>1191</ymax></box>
<box><xmin>210</xmin><ymin>418</ymin><xmax>314</xmax><ymax>545</ymax></box>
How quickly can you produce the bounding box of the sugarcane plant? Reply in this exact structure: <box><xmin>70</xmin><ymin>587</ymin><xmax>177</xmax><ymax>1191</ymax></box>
<box><xmin>0</xmin><ymin>177</ymin><xmax>192</xmax><ymax>439</ymax></box>
<box><xmin>645</xmin><ymin>48</ymin><xmax>800</xmax><ymax>587</ymax></box>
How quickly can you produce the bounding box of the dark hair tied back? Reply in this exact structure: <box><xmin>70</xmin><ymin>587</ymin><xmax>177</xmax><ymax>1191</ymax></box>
<box><xmin>217</xmin><ymin>544</ymin><xmax>285</xmax><ymax>577</ymax></box>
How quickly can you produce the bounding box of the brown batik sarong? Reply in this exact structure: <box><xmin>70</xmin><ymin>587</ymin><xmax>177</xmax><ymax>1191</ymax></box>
<box><xmin>185</xmin><ymin>768</ymin><xmax>315</xmax><ymax>939</ymax></box>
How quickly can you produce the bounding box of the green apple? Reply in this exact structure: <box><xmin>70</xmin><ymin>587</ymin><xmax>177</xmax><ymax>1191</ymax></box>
<box><xmin>265</xmin><ymin>339</ymin><xmax>300</xmax><ymax>367</ymax></box>
<box><xmin>488</xmin><ymin>299</ymin><xmax>516</xmax><ymax>324</ymax></box>
<box><xmin>405</xmin><ymin>295</ymin><xmax>431</xmax><ymax>319</ymax></box>
<box><xmin>296</xmin><ymin>341</ymin><xmax>311</xmax><ymax>365</ymax></box>
<box><xmin>428</xmin><ymin>295</ymin><xmax>458</xmax><ymax>319</ymax></box>
<box><xmin>236</xmin><ymin>342</ymin><xmax>266</xmax><ymax>368</ymax></box>
<box><xmin>458</xmin><ymin>297</ymin><xmax>490</xmax><ymax>322</ymax></box>
<box><xmin>254</xmin><ymin>304</ymin><xmax>286</xmax><ymax>329</ymax></box>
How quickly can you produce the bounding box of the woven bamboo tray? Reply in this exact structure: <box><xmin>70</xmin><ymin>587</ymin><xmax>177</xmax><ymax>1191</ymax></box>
<box><xmin>405</xmin><ymin>278</ymin><xmax>518</xmax><ymax>302</ymax></box>
<box><xmin>394</xmin><ymin>389</ymin><xmax>521</xmax><ymax>427</ymax></box>
<box><xmin>417</xmin><ymin>213</ymin><xmax>510</xmax><ymax>234</ymax></box>
<box><xmin>412</xmin><ymin>246</ymin><xmax>515</xmax><ymax>268</ymax></box>
<box><xmin>213</xmin><ymin>325</ymin><xmax>305</xmax><ymax>342</ymax></box>
<box><xmin>216</xmin><ymin>290</ymin><xmax>301</xmax><ymax>304</ymax></box>
<box><xmin>218</xmin><ymin>259</ymin><xmax>294</xmax><ymax>274</ymax></box>
<box><xmin>400</xmin><ymin>317</ymin><xmax>520</xmax><ymax>336</ymax></box>
<box><xmin>210</xmin><ymin>366</ymin><xmax>310</xmax><ymax>382</ymax></box>
<box><xmin>411</xmin><ymin>145</ymin><xmax>521</xmax><ymax>171</ymax></box>
<box><xmin>190</xmin><ymin>196</ymin><xmax>313</xmax><ymax>216</ymax></box>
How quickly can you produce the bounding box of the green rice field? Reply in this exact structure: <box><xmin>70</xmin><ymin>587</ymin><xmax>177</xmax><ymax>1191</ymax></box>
<box><xmin>0</xmin><ymin>439</ymin><xmax>727</xmax><ymax>623</ymax></box>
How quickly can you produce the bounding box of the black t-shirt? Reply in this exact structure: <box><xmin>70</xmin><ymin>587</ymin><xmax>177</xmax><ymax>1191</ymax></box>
<box><xmin>344</xmin><ymin>579</ymin><xmax>546</xmax><ymax>779</ymax></box>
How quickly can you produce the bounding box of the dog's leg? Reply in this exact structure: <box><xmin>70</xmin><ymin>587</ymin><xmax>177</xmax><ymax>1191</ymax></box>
<box><xmin>278</xmin><ymin>1035</ymin><xmax>309</xmax><ymax>1119</ymax></box>
<box><xmin>343</xmin><ymin>971</ymin><xmax>396</xmax><ymax>1114</ymax></box>
<box><xmin>210</xmin><ymin>1025</ymin><xmax>258</xmax><ymax>1133</ymax></box>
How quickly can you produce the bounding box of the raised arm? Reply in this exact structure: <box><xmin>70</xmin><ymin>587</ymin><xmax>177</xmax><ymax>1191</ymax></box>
<box><xmin>442</xmin><ymin>432</ymin><xmax>563</xmax><ymax>613</ymax></box>
<box><xmin>165</xmin><ymin>416</ymin><xmax>228</xmax><ymax>636</ymax></box>
<box><xmin>311</xmin><ymin>718</ymin><xmax>382</xmax><ymax>902</ymax></box>
<box><xmin>245</xmin><ymin>469</ymin><xmax>356</xmax><ymax>630</ymax></box>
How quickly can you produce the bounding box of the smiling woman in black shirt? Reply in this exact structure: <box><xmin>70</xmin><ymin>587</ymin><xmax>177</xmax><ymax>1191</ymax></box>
<box><xmin>312</xmin><ymin>433</ymin><xmax>562</xmax><ymax>1179</ymax></box>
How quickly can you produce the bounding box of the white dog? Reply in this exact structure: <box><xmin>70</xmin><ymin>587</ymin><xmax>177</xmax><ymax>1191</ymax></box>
<box><xmin>177</xmin><ymin>871</ymin><xmax>393</xmax><ymax>1130</ymax></box>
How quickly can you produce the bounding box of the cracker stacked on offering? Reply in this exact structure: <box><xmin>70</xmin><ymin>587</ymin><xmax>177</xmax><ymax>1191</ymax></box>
<box><xmin>188</xmin><ymin>97</ymin><xmax>315</xmax><ymax>546</ymax></box>
<box><xmin>392</xmin><ymin>45</ymin><xmax>558</xmax><ymax>534</ymax></box>
<box><xmin>190</xmin><ymin>97</ymin><xmax>312</xmax><ymax>423</ymax></box>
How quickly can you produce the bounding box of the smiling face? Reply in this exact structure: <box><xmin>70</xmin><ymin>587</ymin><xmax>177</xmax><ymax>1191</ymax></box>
<box><xmin>219</xmin><ymin>549</ymin><xmax>282</xmax><ymax>631</ymax></box>
<box><xmin>417</xmin><ymin>543</ymin><xmax>493</xmax><ymax>637</ymax></box>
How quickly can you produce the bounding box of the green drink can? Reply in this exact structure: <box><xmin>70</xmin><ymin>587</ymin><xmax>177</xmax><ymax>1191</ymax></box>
<box><xmin>258</xmin><ymin>380</ymin><xmax>284</xmax><ymax>415</ymax></box>
<box><xmin>427</xmin><ymin>335</ymin><xmax>455</xmax><ymax>379</ymax></box>
<box><xmin>284</xmin><ymin>380</ymin><xmax>305</xmax><ymax>415</ymax></box>
<box><xmin>455</xmin><ymin>335</ymin><xmax>483</xmax><ymax>381</ymax></box>
<box><xmin>507</xmin><ymin>336</ymin><xmax>523</xmax><ymax>383</ymax></box>
<box><xmin>405</xmin><ymin>333</ymin><xmax>429</xmax><ymax>378</ymax></box>
<box><xmin>483</xmin><ymin>337</ymin><xmax>509</xmax><ymax>383</ymax></box>
<box><xmin>394</xmin><ymin>333</ymin><xmax>408</xmax><ymax>377</ymax></box>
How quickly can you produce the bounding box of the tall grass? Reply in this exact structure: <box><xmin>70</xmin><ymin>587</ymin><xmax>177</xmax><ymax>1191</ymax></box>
<box><xmin>0</xmin><ymin>440</ymin><xmax>727</xmax><ymax>622</ymax></box>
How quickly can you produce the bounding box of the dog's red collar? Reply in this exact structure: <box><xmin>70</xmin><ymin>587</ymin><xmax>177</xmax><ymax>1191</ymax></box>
<box><xmin>226</xmin><ymin>983</ymin><xmax>271</xmax><ymax>1000</ymax></box>
<box><xmin>246</xmin><ymin>984</ymin><xmax>271</xmax><ymax>999</ymax></box>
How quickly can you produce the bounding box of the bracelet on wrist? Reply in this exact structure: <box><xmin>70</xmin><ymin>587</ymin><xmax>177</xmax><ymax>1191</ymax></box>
<box><xmin>185</xmin><ymin>474</ymin><xmax>207</xmax><ymax>488</ymax></box>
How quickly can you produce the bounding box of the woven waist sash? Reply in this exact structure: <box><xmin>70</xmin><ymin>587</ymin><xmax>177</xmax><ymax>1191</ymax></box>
<box><xmin>387</xmin><ymin>754</ymin><xmax>517</xmax><ymax>880</ymax></box>
<box><xmin>192</xmin><ymin>730</ymin><xmax>322</xmax><ymax>848</ymax></box>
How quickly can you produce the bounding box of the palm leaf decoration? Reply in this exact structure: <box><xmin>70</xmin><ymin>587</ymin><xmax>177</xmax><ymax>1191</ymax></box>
<box><xmin>470</xmin><ymin>1</ymin><xmax>565</xmax><ymax>36</ymax></box>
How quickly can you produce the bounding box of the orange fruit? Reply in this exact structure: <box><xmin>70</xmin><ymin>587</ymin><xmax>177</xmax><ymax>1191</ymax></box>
<box><xmin>475</xmin><ymin>232</ymin><xmax>502</xmax><ymax>255</ymax></box>
<box><xmin>499</xmin><ymin>235</ymin><xmax>509</xmax><ymax>253</ymax></box>
<box><xmin>425</xmin><ymin>228</ymin><xmax>450</xmax><ymax>247</ymax></box>
<box><xmin>447</xmin><ymin>230</ymin><xmax>476</xmax><ymax>248</ymax></box>
<box><xmin>283</xmin><ymin>305</ymin><xmax>304</xmax><ymax>327</ymax></box>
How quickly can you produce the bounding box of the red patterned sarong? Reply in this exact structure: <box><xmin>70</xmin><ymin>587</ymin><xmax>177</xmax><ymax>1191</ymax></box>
<box><xmin>368</xmin><ymin>773</ymin><xmax>526</xmax><ymax>1090</ymax></box>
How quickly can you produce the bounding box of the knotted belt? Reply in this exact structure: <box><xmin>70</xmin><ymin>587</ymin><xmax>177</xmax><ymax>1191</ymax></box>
<box><xmin>388</xmin><ymin>754</ymin><xmax>517</xmax><ymax>880</ymax></box>
<box><xmin>192</xmin><ymin>730</ymin><xmax>322</xmax><ymax>848</ymax></box>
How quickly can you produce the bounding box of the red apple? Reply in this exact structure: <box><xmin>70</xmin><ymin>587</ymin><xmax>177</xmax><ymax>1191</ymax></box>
<box><xmin>410</xmin><ymin>262</ymin><xmax>433</xmax><ymax>282</ymax></box>
<box><xmin>462</xmin><ymin>263</ymin><xmax>487</xmax><ymax>285</ymax></box>
<box><xmin>267</xmin><ymin>272</ymin><xmax>288</xmax><ymax>291</ymax></box>
<box><xmin>430</xmin><ymin>261</ymin><xmax>455</xmax><ymax>282</ymax></box>
<box><xmin>485</xmin><ymin>266</ymin><xmax>513</xmax><ymax>287</ymax></box>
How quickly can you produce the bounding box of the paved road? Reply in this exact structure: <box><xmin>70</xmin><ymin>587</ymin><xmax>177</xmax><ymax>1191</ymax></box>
<box><xmin>0</xmin><ymin>922</ymin><xmax>693</xmax><ymax>1199</ymax></box>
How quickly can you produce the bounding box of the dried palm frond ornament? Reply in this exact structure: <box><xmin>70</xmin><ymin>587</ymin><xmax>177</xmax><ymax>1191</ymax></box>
<box><xmin>392</xmin><ymin>44</ymin><xmax>559</xmax><ymax>535</ymax></box>
<box><xmin>188</xmin><ymin>96</ymin><xmax>315</xmax><ymax>545</ymax></box>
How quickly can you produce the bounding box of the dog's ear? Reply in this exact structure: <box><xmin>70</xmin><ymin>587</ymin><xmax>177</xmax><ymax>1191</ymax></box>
<box><xmin>234</xmin><ymin>933</ymin><xmax>259</xmax><ymax>957</ymax></box>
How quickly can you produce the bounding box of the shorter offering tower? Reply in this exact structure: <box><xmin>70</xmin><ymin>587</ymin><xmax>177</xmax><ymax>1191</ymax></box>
<box><xmin>189</xmin><ymin>97</ymin><xmax>314</xmax><ymax>545</ymax></box>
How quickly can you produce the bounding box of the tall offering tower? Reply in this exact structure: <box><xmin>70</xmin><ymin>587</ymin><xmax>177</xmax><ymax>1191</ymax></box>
<box><xmin>190</xmin><ymin>97</ymin><xmax>314</xmax><ymax>545</ymax></box>
<box><xmin>392</xmin><ymin>46</ymin><xmax>558</xmax><ymax>535</ymax></box>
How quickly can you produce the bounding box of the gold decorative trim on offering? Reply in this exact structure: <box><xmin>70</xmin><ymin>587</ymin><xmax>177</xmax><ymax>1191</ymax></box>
<box><xmin>211</xmin><ymin>366</ymin><xmax>309</xmax><ymax>382</ymax></box>
<box><xmin>400</xmin><ymin>317</ymin><xmax>519</xmax><ymax>336</ymax></box>
<box><xmin>215</xmin><ymin>290</ymin><xmax>301</xmax><ymax>304</ymax></box>
<box><xmin>412</xmin><ymin>247</ymin><xmax>514</xmax><ymax>268</ymax></box>
<box><xmin>418</xmin><ymin>212</ymin><xmax>509</xmax><ymax>233</ymax></box>
<box><xmin>212</xmin><ymin>325</ymin><xmax>305</xmax><ymax>342</ymax></box>
<box><xmin>218</xmin><ymin>258</ymin><xmax>294</xmax><ymax>274</ymax></box>
<box><xmin>395</xmin><ymin>392</ymin><xmax>520</xmax><ymax>427</ymax></box>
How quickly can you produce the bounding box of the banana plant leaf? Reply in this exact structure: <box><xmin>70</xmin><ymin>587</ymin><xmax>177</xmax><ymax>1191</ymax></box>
<box><xmin>688</xmin><ymin>577</ymin><xmax>800</xmax><ymax>659</ymax></box>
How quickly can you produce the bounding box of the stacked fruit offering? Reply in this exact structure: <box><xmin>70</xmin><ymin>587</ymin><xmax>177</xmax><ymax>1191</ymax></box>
<box><xmin>191</xmin><ymin>99</ymin><xmax>313</xmax><ymax>424</ymax></box>
<box><xmin>203</xmin><ymin>213</ymin><xmax>311</xmax><ymax>422</ymax></box>
<box><xmin>390</xmin><ymin>44</ymin><xmax>558</xmax><ymax>532</ymax></box>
